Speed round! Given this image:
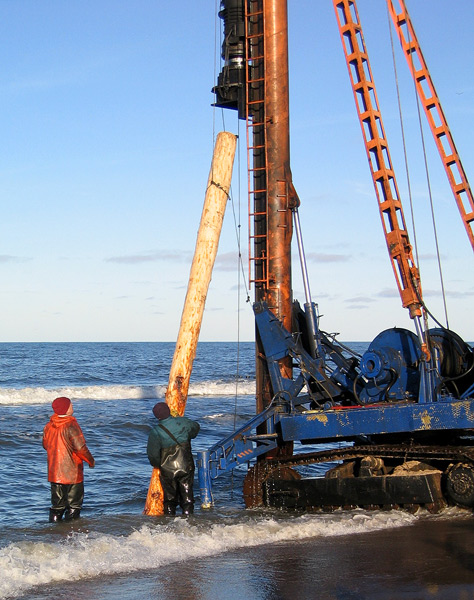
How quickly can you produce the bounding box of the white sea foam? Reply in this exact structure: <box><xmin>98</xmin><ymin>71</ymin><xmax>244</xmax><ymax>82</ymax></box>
<box><xmin>0</xmin><ymin>379</ymin><xmax>256</xmax><ymax>406</ymax></box>
<box><xmin>0</xmin><ymin>510</ymin><xmax>416</xmax><ymax>599</ymax></box>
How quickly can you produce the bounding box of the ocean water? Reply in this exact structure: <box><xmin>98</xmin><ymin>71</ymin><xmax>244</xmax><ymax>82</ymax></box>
<box><xmin>0</xmin><ymin>342</ymin><xmax>473</xmax><ymax>600</ymax></box>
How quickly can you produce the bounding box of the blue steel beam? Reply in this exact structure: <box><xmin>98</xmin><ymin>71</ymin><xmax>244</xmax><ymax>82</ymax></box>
<box><xmin>278</xmin><ymin>400</ymin><xmax>474</xmax><ymax>442</ymax></box>
<box><xmin>197</xmin><ymin>405</ymin><xmax>279</xmax><ymax>507</ymax></box>
<box><xmin>200</xmin><ymin>404</ymin><xmax>279</xmax><ymax>477</ymax></box>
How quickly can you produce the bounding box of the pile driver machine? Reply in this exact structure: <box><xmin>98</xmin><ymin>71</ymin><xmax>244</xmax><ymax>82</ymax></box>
<box><xmin>197</xmin><ymin>0</ymin><xmax>474</xmax><ymax>512</ymax></box>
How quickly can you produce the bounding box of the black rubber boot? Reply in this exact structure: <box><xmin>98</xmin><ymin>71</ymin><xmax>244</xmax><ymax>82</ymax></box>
<box><xmin>181</xmin><ymin>503</ymin><xmax>194</xmax><ymax>516</ymax></box>
<box><xmin>49</xmin><ymin>508</ymin><xmax>64</xmax><ymax>523</ymax></box>
<box><xmin>163</xmin><ymin>503</ymin><xmax>177</xmax><ymax>516</ymax></box>
<box><xmin>64</xmin><ymin>508</ymin><xmax>81</xmax><ymax>521</ymax></box>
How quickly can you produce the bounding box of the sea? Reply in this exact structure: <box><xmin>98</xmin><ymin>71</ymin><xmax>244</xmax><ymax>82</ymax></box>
<box><xmin>0</xmin><ymin>341</ymin><xmax>473</xmax><ymax>600</ymax></box>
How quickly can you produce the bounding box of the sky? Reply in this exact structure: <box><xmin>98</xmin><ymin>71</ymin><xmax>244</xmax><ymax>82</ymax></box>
<box><xmin>0</xmin><ymin>1</ymin><xmax>472</xmax><ymax>342</ymax></box>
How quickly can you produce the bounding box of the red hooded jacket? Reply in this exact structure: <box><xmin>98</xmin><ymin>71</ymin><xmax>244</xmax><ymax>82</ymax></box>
<box><xmin>43</xmin><ymin>414</ymin><xmax>94</xmax><ymax>484</ymax></box>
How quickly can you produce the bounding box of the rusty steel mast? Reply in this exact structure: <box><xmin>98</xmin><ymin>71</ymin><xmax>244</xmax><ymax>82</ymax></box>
<box><xmin>214</xmin><ymin>0</ymin><xmax>297</xmax><ymax>428</ymax></box>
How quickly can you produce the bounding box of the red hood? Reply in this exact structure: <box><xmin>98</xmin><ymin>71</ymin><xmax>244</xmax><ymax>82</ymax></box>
<box><xmin>48</xmin><ymin>414</ymin><xmax>77</xmax><ymax>429</ymax></box>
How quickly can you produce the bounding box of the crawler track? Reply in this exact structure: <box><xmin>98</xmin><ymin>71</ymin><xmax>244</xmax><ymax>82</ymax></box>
<box><xmin>264</xmin><ymin>443</ymin><xmax>474</xmax><ymax>469</ymax></box>
<box><xmin>243</xmin><ymin>444</ymin><xmax>474</xmax><ymax>510</ymax></box>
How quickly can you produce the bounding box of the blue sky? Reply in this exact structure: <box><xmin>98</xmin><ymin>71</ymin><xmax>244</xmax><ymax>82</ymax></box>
<box><xmin>0</xmin><ymin>1</ymin><xmax>472</xmax><ymax>342</ymax></box>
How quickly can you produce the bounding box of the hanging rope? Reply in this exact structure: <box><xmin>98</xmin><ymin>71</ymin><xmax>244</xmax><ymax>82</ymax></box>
<box><xmin>226</xmin><ymin>133</ymin><xmax>253</xmax><ymax>427</ymax></box>
<box><xmin>386</xmin><ymin>4</ymin><xmax>450</xmax><ymax>329</ymax></box>
<box><xmin>221</xmin><ymin>127</ymin><xmax>253</xmax><ymax>499</ymax></box>
<box><xmin>233</xmin><ymin>125</ymin><xmax>243</xmax><ymax>434</ymax></box>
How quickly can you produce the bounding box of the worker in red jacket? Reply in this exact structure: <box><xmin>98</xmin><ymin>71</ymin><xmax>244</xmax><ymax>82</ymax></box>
<box><xmin>43</xmin><ymin>396</ymin><xmax>95</xmax><ymax>522</ymax></box>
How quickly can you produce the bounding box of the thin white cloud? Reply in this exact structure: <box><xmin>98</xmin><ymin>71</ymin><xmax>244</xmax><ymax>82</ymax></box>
<box><xmin>0</xmin><ymin>255</ymin><xmax>30</xmax><ymax>263</ymax></box>
<box><xmin>418</xmin><ymin>253</ymin><xmax>441</xmax><ymax>261</ymax></box>
<box><xmin>215</xmin><ymin>251</ymin><xmax>241</xmax><ymax>271</ymax></box>
<box><xmin>106</xmin><ymin>250</ymin><xmax>190</xmax><ymax>264</ymax></box>
<box><xmin>345</xmin><ymin>296</ymin><xmax>376</xmax><ymax>304</ymax></box>
<box><xmin>377</xmin><ymin>288</ymin><xmax>400</xmax><ymax>298</ymax></box>
<box><xmin>445</xmin><ymin>289</ymin><xmax>474</xmax><ymax>298</ymax></box>
<box><xmin>306</xmin><ymin>252</ymin><xmax>350</xmax><ymax>263</ymax></box>
<box><xmin>346</xmin><ymin>303</ymin><xmax>371</xmax><ymax>310</ymax></box>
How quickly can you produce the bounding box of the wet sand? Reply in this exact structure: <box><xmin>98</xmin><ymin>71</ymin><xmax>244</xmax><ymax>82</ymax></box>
<box><xmin>23</xmin><ymin>515</ymin><xmax>474</xmax><ymax>600</ymax></box>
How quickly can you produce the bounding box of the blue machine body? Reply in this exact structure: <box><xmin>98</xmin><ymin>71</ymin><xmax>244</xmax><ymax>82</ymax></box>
<box><xmin>197</xmin><ymin>302</ymin><xmax>474</xmax><ymax>507</ymax></box>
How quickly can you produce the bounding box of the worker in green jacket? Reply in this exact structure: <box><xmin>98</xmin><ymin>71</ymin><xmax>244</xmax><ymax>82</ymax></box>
<box><xmin>147</xmin><ymin>402</ymin><xmax>200</xmax><ymax>515</ymax></box>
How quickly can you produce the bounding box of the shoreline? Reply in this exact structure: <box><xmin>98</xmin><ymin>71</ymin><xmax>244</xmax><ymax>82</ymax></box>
<box><xmin>17</xmin><ymin>514</ymin><xmax>474</xmax><ymax>600</ymax></box>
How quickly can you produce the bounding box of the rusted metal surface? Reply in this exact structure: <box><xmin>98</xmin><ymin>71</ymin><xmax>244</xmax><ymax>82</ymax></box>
<box><xmin>261</xmin><ymin>0</ymin><xmax>293</xmax><ymax>334</ymax></box>
<box><xmin>247</xmin><ymin>0</ymin><xmax>294</xmax><ymax>460</ymax></box>
<box><xmin>242</xmin><ymin>461</ymin><xmax>301</xmax><ymax>508</ymax></box>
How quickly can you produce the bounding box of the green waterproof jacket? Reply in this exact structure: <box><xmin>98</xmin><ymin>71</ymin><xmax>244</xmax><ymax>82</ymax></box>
<box><xmin>147</xmin><ymin>415</ymin><xmax>200</xmax><ymax>468</ymax></box>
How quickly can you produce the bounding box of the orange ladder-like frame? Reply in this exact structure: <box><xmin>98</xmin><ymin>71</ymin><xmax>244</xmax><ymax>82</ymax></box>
<box><xmin>245</xmin><ymin>0</ymin><xmax>269</xmax><ymax>292</ymax></box>
<box><xmin>333</xmin><ymin>0</ymin><xmax>423</xmax><ymax>319</ymax></box>
<box><xmin>386</xmin><ymin>0</ymin><xmax>474</xmax><ymax>252</ymax></box>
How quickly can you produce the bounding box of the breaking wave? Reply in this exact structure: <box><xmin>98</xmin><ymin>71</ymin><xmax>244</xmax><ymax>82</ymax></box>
<box><xmin>0</xmin><ymin>379</ymin><xmax>256</xmax><ymax>406</ymax></box>
<box><xmin>0</xmin><ymin>510</ymin><xmax>417</xmax><ymax>599</ymax></box>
